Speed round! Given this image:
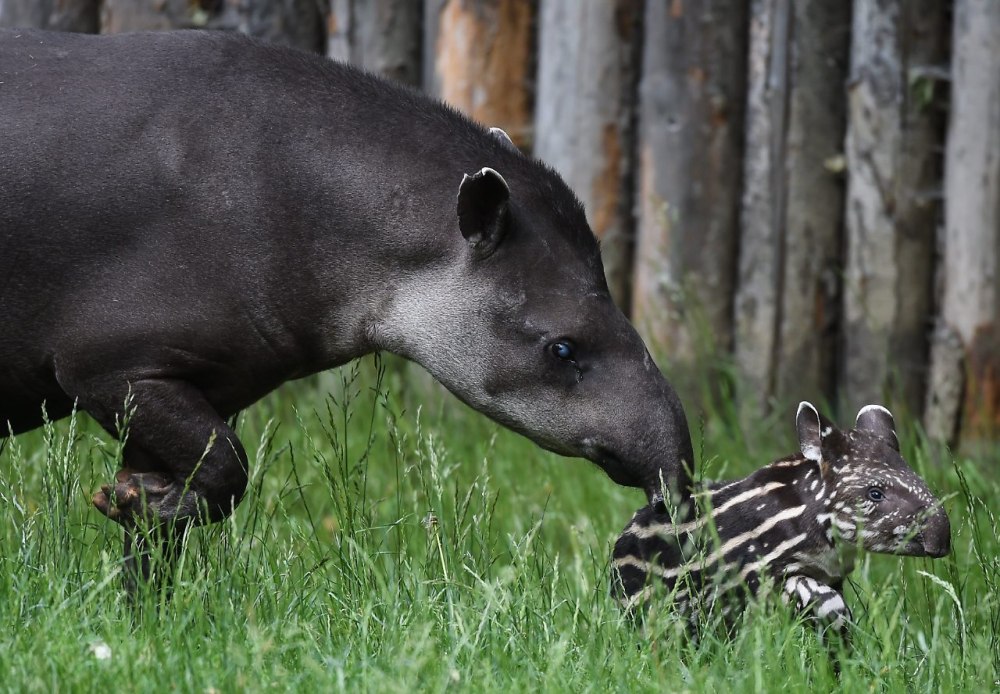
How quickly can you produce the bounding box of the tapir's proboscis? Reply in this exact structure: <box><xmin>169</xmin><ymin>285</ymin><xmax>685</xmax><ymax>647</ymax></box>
<box><xmin>0</xmin><ymin>30</ymin><xmax>693</xmax><ymax>584</ymax></box>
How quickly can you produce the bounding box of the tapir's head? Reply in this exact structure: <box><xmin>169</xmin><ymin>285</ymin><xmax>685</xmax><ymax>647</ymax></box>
<box><xmin>795</xmin><ymin>402</ymin><xmax>950</xmax><ymax>558</ymax></box>
<box><xmin>380</xmin><ymin>133</ymin><xmax>692</xmax><ymax>505</ymax></box>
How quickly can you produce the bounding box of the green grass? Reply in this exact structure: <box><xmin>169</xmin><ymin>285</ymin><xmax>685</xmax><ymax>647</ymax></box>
<box><xmin>1</xmin><ymin>356</ymin><xmax>997</xmax><ymax>692</ymax></box>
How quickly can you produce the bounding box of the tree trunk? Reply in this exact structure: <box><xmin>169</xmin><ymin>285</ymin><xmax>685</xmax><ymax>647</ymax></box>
<box><xmin>0</xmin><ymin>0</ymin><xmax>99</xmax><ymax>32</ymax></box>
<box><xmin>101</xmin><ymin>0</ymin><xmax>194</xmax><ymax>32</ymax></box>
<box><xmin>631</xmin><ymin>0</ymin><xmax>747</xmax><ymax>369</ymax></box>
<box><xmin>226</xmin><ymin>0</ymin><xmax>326</xmax><ymax>53</ymax></box>
<box><xmin>734</xmin><ymin>0</ymin><xmax>851</xmax><ymax>414</ymax></box>
<box><xmin>925</xmin><ymin>0</ymin><xmax>1000</xmax><ymax>444</ymax></box>
<box><xmin>533</xmin><ymin>0</ymin><xmax>641</xmax><ymax>310</ymax></box>
<box><xmin>328</xmin><ymin>0</ymin><xmax>422</xmax><ymax>86</ymax></box>
<box><xmin>423</xmin><ymin>0</ymin><xmax>535</xmax><ymax>149</ymax></box>
<box><xmin>841</xmin><ymin>0</ymin><xmax>948</xmax><ymax>418</ymax></box>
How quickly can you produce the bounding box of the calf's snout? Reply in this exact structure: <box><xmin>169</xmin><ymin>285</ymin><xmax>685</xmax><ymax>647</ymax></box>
<box><xmin>921</xmin><ymin>507</ymin><xmax>951</xmax><ymax>558</ymax></box>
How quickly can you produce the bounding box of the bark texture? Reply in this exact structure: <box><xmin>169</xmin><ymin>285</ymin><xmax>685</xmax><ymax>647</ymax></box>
<box><xmin>632</xmin><ymin>0</ymin><xmax>747</xmax><ymax>365</ymax></box>
<box><xmin>328</xmin><ymin>0</ymin><xmax>422</xmax><ymax>85</ymax></box>
<box><xmin>423</xmin><ymin>0</ymin><xmax>535</xmax><ymax>149</ymax></box>
<box><xmin>0</xmin><ymin>0</ymin><xmax>99</xmax><ymax>31</ymax></box>
<box><xmin>734</xmin><ymin>0</ymin><xmax>851</xmax><ymax>413</ymax></box>
<box><xmin>533</xmin><ymin>0</ymin><xmax>641</xmax><ymax>310</ymax></box>
<box><xmin>925</xmin><ymin>0</ymin><xmax>1000</xmax><ymax>443</ymax></box>
<box><xmin>228</xmin><ymin>0</ymin><xmax>325</xmax><ymax>53</ymax></box>
<box><xmin>841</xmin><ymin>0</ymin><xmax>947</xmax><ymax>417</ymax></box>
<box><xmin>101</xmin><ymin>0</ymin><xmax>195</xmax><ymax>32</ymax></box>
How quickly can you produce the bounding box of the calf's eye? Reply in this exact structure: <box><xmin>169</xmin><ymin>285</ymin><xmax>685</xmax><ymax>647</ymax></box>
<box><xmin>867</xmin><ymin>487</ymin><xmax>885</xmax><ymax>502</ymax></box>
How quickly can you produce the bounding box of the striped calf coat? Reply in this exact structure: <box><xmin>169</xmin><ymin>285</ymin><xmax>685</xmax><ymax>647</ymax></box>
<box><xmin>612</xmin><ymin>403</ymin><xmax>950</xmax><ymax>634</ymax></box>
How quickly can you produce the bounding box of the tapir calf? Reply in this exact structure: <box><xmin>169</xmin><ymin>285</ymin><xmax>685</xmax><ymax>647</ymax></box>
<box><xmin>0</xmin><ymin>30</ymin><xmax>692</xmax><ymax>577</ymax></box>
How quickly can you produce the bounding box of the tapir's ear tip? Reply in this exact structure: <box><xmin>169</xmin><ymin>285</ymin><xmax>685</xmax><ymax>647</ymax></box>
<box><xmin>854</xmin><ymin>403</ymin><xmax>899</xmax><ymax>449</ymax></box>
<box><xmin>796</xmin><ymin>401</ymin><xmax>818</xmax><ymax>419</ymax></box>
<box><xmin>488</xmin><ymin>126</ymin><xmax>517</xmax><ymax>150</ymax></box>
<box><xmin>856</xmin><ymin>403</ymin><xmax>893</xmax><ymax>422</ymax></box>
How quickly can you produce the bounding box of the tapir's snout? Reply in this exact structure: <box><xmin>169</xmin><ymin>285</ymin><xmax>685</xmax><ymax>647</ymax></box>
<box><xmin>584</xmin><ymin>356</ymin><xmax>695</xmax><ymax>508</ymax></box>
<box><xmin>921</xmin><ymin>507</ymin><xmax>951</xmax><ymax>558</ymax></box>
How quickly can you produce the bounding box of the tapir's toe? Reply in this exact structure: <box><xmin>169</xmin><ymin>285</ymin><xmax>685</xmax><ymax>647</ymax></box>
<box><xmin>93</xmin><ymin>470</ymin><xmax>173</xmax><ymax>525</ymax></box>
<box><xmin>92</xmin><ymin>486</ymin><xmax>115</xmax><ymax>518</ymax></box>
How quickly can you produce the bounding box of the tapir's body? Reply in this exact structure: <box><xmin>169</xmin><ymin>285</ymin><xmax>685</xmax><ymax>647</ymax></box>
<box><xmin>0</xmin><ymin>29</ymin><xmax>692</xmax><ymax>554</ymax></box>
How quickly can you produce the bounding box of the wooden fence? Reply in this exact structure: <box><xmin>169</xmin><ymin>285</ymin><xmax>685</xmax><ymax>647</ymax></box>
<box><xmin>3</xmin><ymin>0</ymin><xmax>997</xmax><ymax>446</ymax></box>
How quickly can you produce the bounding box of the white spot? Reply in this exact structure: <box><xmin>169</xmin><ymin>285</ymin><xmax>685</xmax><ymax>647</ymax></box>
<box><xmin>89</xmin><ymin>641</ymin><xmax>112</xmax><ymax>661</ymax></box>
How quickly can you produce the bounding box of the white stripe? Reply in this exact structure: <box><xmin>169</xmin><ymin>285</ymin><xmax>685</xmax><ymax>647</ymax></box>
<box><xmin>817</xmin><ymin>594</ymin><xmax>846</xmax><ymax>618</ymax></box>
<box><xmin>626</xmin><ymin>482</ymin><xmax>788</xmax><ymax>539</ymax></box>
<box><xmin>621</xmin><ymin>505</ymin><xmax>808</xmax><ymax>582</ymax></box>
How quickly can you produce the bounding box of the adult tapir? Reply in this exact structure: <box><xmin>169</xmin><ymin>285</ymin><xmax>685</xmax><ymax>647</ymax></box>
<box><xmin>0</xmin><ymin>29</ymin><xmax>693</xmax><ymax>575</ymax></box>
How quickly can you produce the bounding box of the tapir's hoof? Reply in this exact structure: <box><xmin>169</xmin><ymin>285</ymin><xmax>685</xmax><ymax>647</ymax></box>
<box><xmin>93</xmin><ymin>468</ymin><xmax>173</xmax><ymax>524</ymax></box>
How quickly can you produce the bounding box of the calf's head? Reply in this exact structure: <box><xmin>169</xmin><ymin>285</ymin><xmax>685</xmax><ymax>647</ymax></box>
<box><xmin>796</xmin><ymin>402</ymin><xmax>950</xmax><ymax>558</ymax></box>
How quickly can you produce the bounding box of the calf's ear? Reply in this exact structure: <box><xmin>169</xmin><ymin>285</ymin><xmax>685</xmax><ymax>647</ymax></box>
<box><xmin>457</xmin><ymin>167</ymin><xmax>509</xmax><ymax>259</ymax></box>
<box><xmin>796</xmin><ymin>401</ymin><xmax>824</xmax><ymax>461</ymax></box>
<box><xmin>855</xmin><ymin>404</ymin><xmax>899</xmax><ymax>450</ymax></box>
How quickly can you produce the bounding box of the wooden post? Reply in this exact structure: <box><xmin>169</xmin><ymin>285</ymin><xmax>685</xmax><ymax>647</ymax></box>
<box><xmin>632</xmin><ymin>0</ymin><xmax>747</xmax><ymax>368</ymax></box>
<box><xmin>0</xmin><ymin>0</ymin><xmax>99</xmax><ymax>32</ymax></box>
<box><xmin>533</xmin><ymin>0</ymin><xmax>641</xmax><ymax>310</ymax></box>
<box><xmin>100</xmin><ymin>0</ymin><xmax>194</xmax><ymax>32</ymax></box>
<box><xmin>841</xmin><ymin>0</ymin><xmax>947</xmax><ymax>418</ymax></box>
<box><xmin>423</xmin><ymin>0</ymin><xmax>535</xmax><ymax>149</ymax></box>
<box><xmin>734</xmin><ymin>0</ymin><xmax>851</xmax><ymax>413</ymax></box>
<box><xmin>230</xmin><ymin>0</ymin><xmax>325</xmax><ymax>53</ymax></box>
<box><xmin>925</xmin><ymin>0</ymin><xmax>1000</xmax><ymax>444</ymax></box>
<box><xmin>328</xmin><ymin>0</ymin><xmax>422</xmax><ymax>85</ymax></box>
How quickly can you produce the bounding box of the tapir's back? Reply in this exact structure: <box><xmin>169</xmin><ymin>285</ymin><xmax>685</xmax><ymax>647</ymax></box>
<box><xmin>0</xmin><ymin>28</ymin><xmax>590</xmax><ymax>432</ymax></box>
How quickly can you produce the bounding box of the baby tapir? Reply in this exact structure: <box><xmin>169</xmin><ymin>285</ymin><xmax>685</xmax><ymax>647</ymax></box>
<box><xmin>612</xmin><ymin>403</ymin><xmax>950</xmax><ymax>636</ymax></box>
<box><xmin>1</xmin><ymin>30</ymin><xmax>692</xmax><ymax>586</ymax></box>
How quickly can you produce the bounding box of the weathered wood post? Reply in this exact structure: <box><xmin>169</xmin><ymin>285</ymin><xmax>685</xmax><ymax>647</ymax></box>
<box><xmin>841</xmin><ymin>0</ymin><xmax>947</xmax><ymax>418</ymax></box>
<box><xmin>100</xmin><ymin>0</ymin><xmax>195</xmax><ymax>32</ymax></box>
<box><xmin>533</xmin><ymin>0</ymin><xmax>642</xmax><ymax>310</ymax></box>
<box><xmin>733</xmin><ymin>0</ymin><xmax>851</xmax><ymax>414</ymax></box>
<box><xmin>423</xmin><ymin>0</ymin><xmax>536</xmax><ymax>149</ymax></box>
<box><xmin>0</xmin><ymin>0</ymin><xmax>99</xmax><ymax>32</ymax></box>
<box><xmin>328</xmin><ymin>0</ymin><xmax>422</xmax><ymax>85</ymax></box>
<box><xmin>632</xmin><ymin>0</ymin><xmax>747</xmax><ymax>374</ymax></box>
<box><xmin>925</xmin><ymin>0</ymin><xmax>1000</xmax><ymax>444</ymax></box>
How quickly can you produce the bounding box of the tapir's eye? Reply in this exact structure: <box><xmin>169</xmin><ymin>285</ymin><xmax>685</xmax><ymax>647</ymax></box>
<box><xmin>549</xmin><ymin>341</ymin><xmax>575</xmax><ymax>361</ymax></box>
<box><xmin>867</xmin><ymin>487</ymin><xmax>885</xmax><ymax>502</ymax></box>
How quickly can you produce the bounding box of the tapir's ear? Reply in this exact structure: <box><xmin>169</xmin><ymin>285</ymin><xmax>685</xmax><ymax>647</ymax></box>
<box><xmin>796</xmin><ymin>402</ymin><xmax>823</xmax><ymax>462</ymax></box>
<box><xmin>489</xmin><ymin>127</ymin><xmax>518</xmax><ymax>151</ymax></box>
<box><xmin>855</xmin><ymin>404</ymin><xmax>899</xmax><ymax>450</ymax></box>
<box><xmin>796</xmin><ymin>402</ymin><xmax>842</xmax><ymax>463</ymax></box>
<box><xmin>457</xmin><ymin>167</ymin><xmax>509</xmax><ymax>258</ymax></box>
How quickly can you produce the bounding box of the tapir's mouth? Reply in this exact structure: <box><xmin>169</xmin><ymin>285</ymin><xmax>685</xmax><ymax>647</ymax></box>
<box><xmin>590</xmin><ymin>446</ymin><xmax>665</xmax><ymax>508</ymax></box>
<box><xmin>590</xmin><ymin>447</ymin><xmax>640</xmax><ymax>487</ymax></box>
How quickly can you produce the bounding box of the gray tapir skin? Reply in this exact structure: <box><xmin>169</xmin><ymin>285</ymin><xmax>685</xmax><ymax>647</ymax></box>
<box><xmin>0</xmin><ymin>30</ymin><xmax>693</xmax><ymax>537</ymax></box>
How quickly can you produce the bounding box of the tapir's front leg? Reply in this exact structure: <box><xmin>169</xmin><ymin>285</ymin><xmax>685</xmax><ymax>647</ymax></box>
<box><xmin>782</xmin><ymin>575</ymin><xmax>852</xmax><ymax>638</ymax></box>
<box><xmin>58</xmin><ymin>368</ymin><xmax>249</xmax><ymax>588</ymax></box>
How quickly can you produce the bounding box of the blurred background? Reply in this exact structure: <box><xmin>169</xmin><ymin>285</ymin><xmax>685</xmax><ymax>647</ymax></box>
<box><xmin>3</xmin><ymin>0</ymin><xmax>997</xmax><ymax>450</ymax></box>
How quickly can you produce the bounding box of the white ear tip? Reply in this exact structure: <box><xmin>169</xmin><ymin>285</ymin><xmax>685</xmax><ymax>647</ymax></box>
<box><xmin>797</xmin><ymin>401</ymin><xmax>818</xmax><ymax>418</ymax></box>
<box><xmin>488</xmin><ymin>127</ymin><xmax>514</xmax><ymax>146</ymax></box>
<box><xmin>857</xmin><ymin>404</ymin><xmax>892</xmax><ymax>418</ymax></box>
<box><xmin>478</xmin><ymin>167</ymin><xmax>509</xmax><ymax>192</ymax></box>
